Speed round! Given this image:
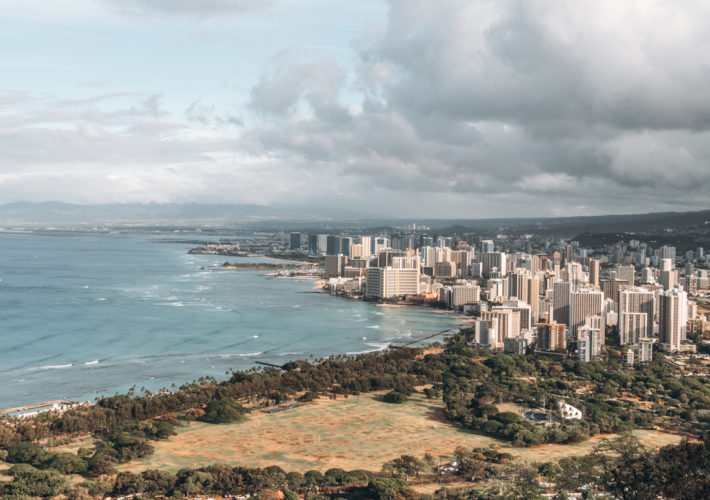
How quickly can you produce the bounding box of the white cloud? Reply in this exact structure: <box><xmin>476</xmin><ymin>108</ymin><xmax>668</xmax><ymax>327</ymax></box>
<box><xmin>4</xmin><ymin>0</ymin><xmax>710</xmax><ymax>217</ymax></box>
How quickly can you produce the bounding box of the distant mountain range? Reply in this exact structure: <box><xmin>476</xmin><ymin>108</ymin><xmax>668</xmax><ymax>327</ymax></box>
<box><xmin>0</xmin><ymin>202</ymin><xmax>708</xmax><ymax>238</ymax></box>
<box><xmin>0</xmin><ymin>202</ymin><xmax>338</xmax><ymax>225</ymax></box>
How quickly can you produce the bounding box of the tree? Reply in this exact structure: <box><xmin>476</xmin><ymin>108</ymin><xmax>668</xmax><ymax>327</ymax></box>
<box><xmin>458</xmin><ymin>457</ymin><xmax>485</xmax><ymax>481</ymax></box>
<box><xmin>391</xmin><ymin>455</ymin><xmax>423</xmax><ymax>480</ymax></box>
<box><xmin>199</xmin><ymin>398</ymin><xmax>248</xmax><ymax>424</ymax></box>
<box><xmin>382</xmin><ymin>391</ymin><xmax>409</xmax><ymax>404</ymax></box>
<box><xmin>368</xmin><ymin>478</ymin><xmax>408</xmax><ymax>500</ymax></box>
<box><xmin>5</xmin><ymin>465</ymin><xmax>70</xmax><ymax>497</ymax></box>
<box><xmin>593</xmin><ymin>435</ymin><xmax>660</xmax><ymax>500</ymax></box>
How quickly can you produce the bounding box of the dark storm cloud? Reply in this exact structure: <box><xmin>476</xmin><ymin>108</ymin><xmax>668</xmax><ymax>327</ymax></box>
<box><xmin>245</xmin><ymin>0</ymin><xmax>710</xmax><ymax>216</ymax></box>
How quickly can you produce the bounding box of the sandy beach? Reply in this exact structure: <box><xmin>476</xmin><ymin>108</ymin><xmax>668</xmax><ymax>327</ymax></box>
<box><xmin>376</xmin><ymin>302</ymin><xmax>475</xmax><ymax>324</ymax></box>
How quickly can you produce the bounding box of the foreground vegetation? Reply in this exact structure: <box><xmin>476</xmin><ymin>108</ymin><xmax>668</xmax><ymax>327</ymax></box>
<box><xmin>1</xmin><ymin>327</ymin><xmax>709</xmax><ymax>497</ymax></box>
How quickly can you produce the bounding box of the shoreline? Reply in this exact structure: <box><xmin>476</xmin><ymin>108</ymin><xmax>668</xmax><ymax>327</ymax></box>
<box><xmin>376</xmin><ymin>302</ymin><xmax>475</xmax><ymax>324</ymax></box>
<box><xmin>273</xmin><ymin>272</ymin><xmax>473</xmax><ymax>323</ymax></box>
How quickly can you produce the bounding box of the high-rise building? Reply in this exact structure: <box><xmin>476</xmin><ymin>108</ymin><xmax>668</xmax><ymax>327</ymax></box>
<box><xmin>359</xmin><ymin>236</ymin><xmax>372</xmax><ymax>258</ymax></box>
<box><xmin>601</xmin><ymin>279</ymin><xmax>629</xmax><ymax>309</ymax></box>
<box><xmin>620</xmin><ymin>313</ymin><xmax>647</xmax><ymax>346</ymax></box>
<box><xmin>502</xmin><ymin>300</ymin><xmax>533</xmax><ymax>331</ymax></box>
<box><xmin>340</xmin><ymin>237</ymin><xmax>352</xmax><ymax>258</ymax></box>
<box><xmin>552</xmin><ymin>281</ymin><xmax>571</xmax><ymax>326</ymax></box>
<box><xmin>481</xmin><ymin>308</ymin><xmax>521</xmax><ymax>349</ymax></box>
<box><xmin>481</xmin><ymin>240</ymin><xmax>495</xmax><ymax>253</ymax></box>
<box><xmin>658</xmin><ymin>287</ymin><xmax>688</xmax><ymax>352</ymax></box>
<box><xmin>364</xmin><ymin>267</ymin><xmax>419</xmax><ymax>299</ymax></box>
<box><xmin>660</xmin><ymin>269</ymin><xmax>678</xmax><ymax>291</ymax></box>
<box><xmin>660</xmin><ymin>246</ymin><xmax>676</xmax><ymax>267</ymax></box>
<box><xmin>578</xmin><ymin>324</ymin><xmax>602</xmax><ymax>358</ymax></box>
<box><xmin>618</xmin><ymin>288</ymin><xmax>655</xmax><ymax>344</ymax></box>
<box><xmin>566</xmin><ymin>262</ymin><xmax>585</xmax><ymax>286</ymax></box>
<box><xmin>475</xmin><ymin>318</ymin><xmax>498</xmax><ymax>348</ymax></box>
<box><xmin>290</xmin><ymin>232</ymin><xmax>301</xmax><ymax>250</ymax></box>
<box><xmin>325</xmin><ymin>254</ymin><xmax>347</xmax><ymax>277</ymax></box>
<box><xmin>569</xmin><ymin>288</ymin><xmax>604</xmax><ymax>337</ymax></box>
<box><xmin>481</xmin><ymin>252</ymin><xmax>507</xmax><ymax>277</ymax></box>
<box><xmin>350</xmin><ymin>244</ymin><xmax>364</xmax><ymax>259</ymax></box>
<box><xmin>308</xmin><ymin>234</ymin><xmax>319</xmax><ymax>256</ymax></box>
<box><xmin>487</xmin><ymin>278</ymin><xmax>508</xmax><ymax>300</ymax></box>
<box><xmin>641</xmin><ymin>267</ymin><xmax>655</xmax><ymax>284</ymax></box>
<box><xmin>317</xmin><ymin>234</ymin><xmax>328</xmax><ymax>255</ymax></box>
<box><xmin>434</xmin><ymin>261</ymin><xmax>457</xmax><ymax>278</ymax></box>
<box><xmin>508</xmin><ymin>269</ymin><xmax>530</xmax><ymax>302</ymax></box>
<box><xmin>504</xmin><ymin>336</ymin><xmax>527</xmax><ymax>355</ymax></box>
<box><xmin>589</xmin><ymin>259</ymin><xmax>600</xmax><ymax>287</ymax></box>
<box><xmin>373</xmin><ymin>236</ymin><xmax>390</xmax><ymax>255</ymax></box>
<box><xmin>578</xmin><ymin>332</ymin><xmax>591</xmax><ymax>362</ymax></box>
<box><xmin>527</xmin><ymin>275</ymin><xmax>541</xmax><ymax>316</ymax></box>
<box><xmin>616</xmin><ymin>265</ymin><xmax>635</xmax><ymax>286</ymax></box>
<box><xmin>450</xmin><ymin>284</ymin><xmax>481</xmax><ymax>307</ymax></box>
<box><xmin>537</xmin><ymin>322</ymin><xmax>566</xmax><ymax>351</ymax></box>
<box><xmin>392</xmin><ymin>255</ymin><xmax>419</xmax><ymax>270</ymax></box>
<box><xmin>326</xmin><ymin>235</ymin><xmax>341</xmax><ymax>256</ymax></box>
<box><xmin>639</xmin><ymin>338</ymin><xmax>653</xmax><ymax>363</ymax></box>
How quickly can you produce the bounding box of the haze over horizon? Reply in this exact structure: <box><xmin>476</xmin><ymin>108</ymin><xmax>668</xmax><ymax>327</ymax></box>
<box><xmin>3</xmin><ymin>1</ymin><xmax>710</xmax><ymax>218</ymax></box>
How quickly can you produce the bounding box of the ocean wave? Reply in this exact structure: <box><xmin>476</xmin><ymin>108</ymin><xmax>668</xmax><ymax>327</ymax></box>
<box><xmin>375</xmin><ymin>312</ymin><xmax>384</xmax><ymax>315</ymax></box>
<box><xmin>346</xmin><ymin>342</ymin><xmax>389</xmax><ymax>355</ymax></box>
<box><xmin>219</xmin><ymin>352</ymin><xmax>264</xmax><ymax>358</ymax></box>
<box><xmin>84</xmin><ymin>360</ymin><xmax>99</xmax><ymax>366</ymax></box>
<box><xmin>39</xmin><ymin>364</ymin><xmax>72</xmax><ymax>370</ymax></box>
<box><xmin>366</xmin><ymin>325</ymin><xmax>381</xmax><ymax>329</ymax></box>
<box><xmin>95</xmin><ymin>297</ymin><xmax>107</xmax><ymax>301</ymax></box>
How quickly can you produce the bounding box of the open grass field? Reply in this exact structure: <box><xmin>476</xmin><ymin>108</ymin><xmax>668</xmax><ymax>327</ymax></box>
<box><xmin>118</xmin><ymin>392</ymin><xmax>683</xmax><ymax>474</ymax></box>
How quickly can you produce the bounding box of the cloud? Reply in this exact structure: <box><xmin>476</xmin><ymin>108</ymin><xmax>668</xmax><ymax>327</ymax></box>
<box><xmin>239</xmin><ymin>0</ymin><xmax>710</xmax><ymax>216</ymax></box>
<box><xmin>4</xmin><ymin>0</ymin><xmax>710</xmax><ymax>217</ymax></box>
<box><xmin>101</xmin><ymin>0</ymin><xmax>273</xmax><ymax>18</ymax></box>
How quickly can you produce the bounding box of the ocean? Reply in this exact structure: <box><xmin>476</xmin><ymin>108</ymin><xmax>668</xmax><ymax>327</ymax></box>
<box><xmin>0</xmin><ymin>231</ymin><xmax>464</xmax><ymax>409</ymax></box>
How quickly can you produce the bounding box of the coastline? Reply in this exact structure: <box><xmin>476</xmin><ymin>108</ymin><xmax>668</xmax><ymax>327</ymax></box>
<box><xmin>274</xmin><ymin>273</ymin><xmax>327</xmax><ymax>290</ymax></box>
<box><xmin>376</xmin><ymin>302</ymin><xmax>475</xmax><ymax>324</ymax></box>
<box><xmin>262</xmin><ymin>255</ymin><xmax>321</xmax><ymax>266</ymax></box>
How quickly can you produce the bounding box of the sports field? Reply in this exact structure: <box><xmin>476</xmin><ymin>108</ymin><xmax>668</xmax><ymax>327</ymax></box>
<box><xmin>119</xmin><ymin>392</ymin><xmax>683</xmax><ymax>474</ymax></box>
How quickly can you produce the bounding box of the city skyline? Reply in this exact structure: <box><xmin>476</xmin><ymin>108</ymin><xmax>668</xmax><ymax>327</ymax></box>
<box><xmin>3</xmin><ymin>0</ymin><xmax>710</xmax><ymax>218</ymax></box>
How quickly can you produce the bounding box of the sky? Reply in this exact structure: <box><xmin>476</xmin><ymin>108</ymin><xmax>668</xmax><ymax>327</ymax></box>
<box><xmin>2</xmin><ymin>0</ymin><xmax>710</xmax><ymax>218</ymax></box>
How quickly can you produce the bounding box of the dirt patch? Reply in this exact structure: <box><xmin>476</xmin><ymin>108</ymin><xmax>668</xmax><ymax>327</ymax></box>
<box><xmin>118</xmin><ymin>393</ymin><xmax>683</xmax><ymax>474</ymax></box>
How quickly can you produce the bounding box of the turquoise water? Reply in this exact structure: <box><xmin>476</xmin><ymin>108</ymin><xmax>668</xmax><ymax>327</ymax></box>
<box><xmin>0</xmin><ymin>232</ymin><xmax>463</xmax><ymax>409</ymax></box>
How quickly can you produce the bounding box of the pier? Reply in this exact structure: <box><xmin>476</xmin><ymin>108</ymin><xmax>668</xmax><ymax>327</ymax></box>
<box><xmin>389</xmin><ymin>328</ymin><xmax>454</xmax><ymax>348</ymax></box>
<box><xmin>0</xmin><ymin>399</ymin><xmax>75</xmax><ymax>416</ymax></box>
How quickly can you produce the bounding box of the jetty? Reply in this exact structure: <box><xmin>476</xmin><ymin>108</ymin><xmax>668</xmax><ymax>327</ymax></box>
<box><xmin>0</xmin><ymin>399</ymin><xmax>75</xmax><ymax>416</ymax></box>
<box><xmin>389</xmin><ymin>328</ymin><xmax>454</xmax><ymax>348</ymax></box>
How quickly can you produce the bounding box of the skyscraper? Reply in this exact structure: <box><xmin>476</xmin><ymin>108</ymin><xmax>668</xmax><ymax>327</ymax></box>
<box><xmin>616</xmin><ymin>265</ymin><xmax>635</xmax><ymax>286</ymax></box>
<box><xmin>589</xmin><ymin>258</ymin><xmax>600</xmax><ymax>287</ymax></box>
<box><xmin>537</xmin><ymin>322</ymin><xmax>566</xmax><ymax>351</ymax></box>
<box><xmin>569</xmin><ymin>287</ymin><xmax>604</xmax><ymax>337</ymax></box>
<box><xmin>552</xmin><ymin>281</ymin><xmax>571</xmax><ymax>326</ymax></box>
<box><xmin>481</xmin><ymin>240</ymin><xmax>495</xmax><ymax>253</ymax></box>
<box><xmin>481</xmin><ymin>308</ymin><xmax>521</xmax><ymax>349</ymax></box>
<box><xmin>658</xmin><ymin>287</ymin><xmax>688</xmax><ymax>352</ymax></box>
<box><xmin>618</xmin><ymin>287</ymin><xmax>655</xmax><ymax>344</ymax></box>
